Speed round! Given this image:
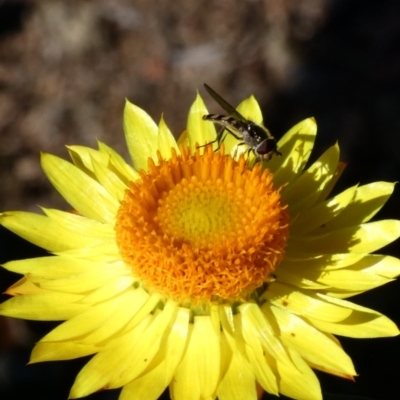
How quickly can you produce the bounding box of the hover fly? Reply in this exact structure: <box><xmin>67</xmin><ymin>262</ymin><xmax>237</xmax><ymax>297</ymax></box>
<box><xmin>202</xmin><ymin>83</ymin><xmax>281</xmax><ymax>161</ymax></box>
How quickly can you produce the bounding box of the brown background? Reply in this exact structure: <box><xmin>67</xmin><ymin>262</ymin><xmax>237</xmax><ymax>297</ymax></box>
<box><xmin>1</xmin><ymin>1</ymin><xmax>400</xmax><ymax>399</ymax></box>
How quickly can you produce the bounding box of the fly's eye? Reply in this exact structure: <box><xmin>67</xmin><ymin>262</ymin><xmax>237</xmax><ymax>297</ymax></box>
<box><xmin>257</xmin><ymin>139</ymin><xmax>275</xmax><ymax>155</ymax></box>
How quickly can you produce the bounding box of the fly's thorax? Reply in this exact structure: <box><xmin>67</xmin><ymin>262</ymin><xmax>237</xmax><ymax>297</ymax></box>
<box><xmin>250</xmin><ymin>123</ymin><xmax>272</xmax><ymax>141</ymax></box>
<box><xmin>240</xmin><ymin>122</ymin><xmax>268</xmax><ymax>147</ymax></box>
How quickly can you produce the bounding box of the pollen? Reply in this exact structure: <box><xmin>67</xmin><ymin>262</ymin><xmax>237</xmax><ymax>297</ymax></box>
<box><xmin>115</xmin><ymin>145</ymin><xmax>289</xmax><ymax>302</ymax></box>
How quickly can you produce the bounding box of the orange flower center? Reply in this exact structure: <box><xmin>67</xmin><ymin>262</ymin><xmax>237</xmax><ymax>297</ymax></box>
<box><xmin>115</xmin><ymin>145</ymin><xmax>289</xmax><ymax>302</ymax></box>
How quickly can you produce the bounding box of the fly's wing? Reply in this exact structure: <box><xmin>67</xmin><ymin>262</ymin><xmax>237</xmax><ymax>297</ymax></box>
<box><xmin>204</xmin><ymin>84</ymin><xmax>247</xmax><ymax>123</ymax></box>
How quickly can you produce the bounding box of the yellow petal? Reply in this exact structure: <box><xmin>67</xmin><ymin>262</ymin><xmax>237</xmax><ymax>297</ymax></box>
<box><xmin>54</xmin><ymin>241</ymin><xmax>120</xmax><ymax>263</ymax></box>
<box><xmin>158</xmin><ymin>114</ymin><xmax>179</xmax><ymax>159</ymax></box>
<box><xmin>264</xmin><ymin>282</ymin><xmax>353</xmax><ymax>322</ymax></box>
<box><xmin>326</xmin><ymin>289</ymin><xmax>368</xmax><ymax>299</ymax></box>
<box><xmin>282</xmin><ymin>143</ymin><xmax>339</xmax><ymax>215</ymax></box>
<box><xmin>78</xmin><ymin>289</ymin><xmax>151</xmax><ymax>346</ymax></box>
<box><xmin>288</xmin><ymin>220</ymin><xmax>400</xmax><ymax>254</ymax></box>
<box><xmin>42</xmin><ymin>208</ymin><xmax>113</xmax><ymax>240</ymax></box>
<box><xmin>316</xmin><ymin>268</ymin><xmax>392</xmax><ymax>291</ymax></box>
<box><xmin>320</xmin><ymin>255</ymin><xmax>400</xmax><ymax>296</ymax></box>
<box><xmin>169</xmin><ymin>325</ymin><xmax>199</xmax><ymax>400</ymax></box>
<box><xmin>120</xmin><ymin>368</ymin><xmax>165</xmax><ymax>400</ymax></box>
<box><xmin>217</xmin><ymin>336</ymin><xmax>257</xmax><ymax>400</ymax></box>
<box><xmin>308</xmin><ymin>313</ymin><xmax>399</xmax><ymax>337</ymax></box>
<box><xmin>236</xmin><ymin>95</ymin><xmax>263</xmax><ymax>124</ymax></box>
<box><xmin>290</xmin><ymin>185</ymin><xmax>358</xmax><ymax>235</ymax></box>
<box><xmin>70</xmin><ymin>301</ymin><xmax>177</xmax><ymax>398</ymax></box>
<box><xmin>41</xmin><ymin>153</ymin><xmax>118</xmax><ymax>222</ymax></box>
<box><xmin>80</xmin><ymin>276</ymin><xmax>136</xmax><ymax>304</ymax></box>
<box><xmin>40</xmin><ymin>289</ymin><xmax>139</xmax><ymax>342</ymax></box>
<box><xmin>187</xmin><ymin>92</ymin><xmax>216</xmax><ymax>152</ymax></box>
<box><xmin>210</xmin><ymin>304</ymin><xmax>222</xmax><ymax>333</ymax></box>
<box><xmin>273</xmin><ymin>268</ymin><xmax>329</xmax><ymax>290</ymax></box>
<box><xmin>120</xmin><ymin>308</ymin><xmax>190</xmax><ymax>400</ymax></box>
<box><xmin>37</xmin><ymin>263</ymin><xmax>129</xmax><ymax>294</ymax></box>
<box><xmin>171</xmin><ymin>315</ymin><xmax>220</xmax><ymax>400</ymax></box>
<box><xmin>66</xmin><ymin>146</ymin><xmax>99</xmax><ymax>181</ymax></box>
<box><xmin>97</xmin><ymin>141</ymin><xmax>140</xmax><ymax>183</ymax></box>
<box><xmin>271</xmin><ymin>305</ymin><xmax>356</xmax><ymax>376</ymax></box>
<box><xmin>176</xmin><ymin>129</ymin><xmax>189</xmax><ymax>148</ymax></box>
<box><xmin>306</xmin><ymin>294</ymin><xmax>400</xmax><ymax>338</ymax></box>
<box><xmin>219</xmin><ymin>304</ymin><xmax>235</xmax><ymax>334</ymax></box>
<box><xmin>123</xmin><ymin>99</ymin><xmax>158</xmax><ymax>172</ymax></box>
<box><xmin>31</xmin><ymin>341</ymin><xmax>99</xmax><ymax>362</ymax></box>
<box><xmin>282</xmin><ymin>252</ymin><xmax>366</xmax><ymax>271</ymax></box>
<box><xmin>163</xmin><ymin>308</ymin><xmax>191</xmax><ymax>382</ymax></box>
<box><xmin>317</xmin><ymin>161</ymin><xmax>347</xmax><ymax>201</ymax></box>
<box><xmin>225</xmin><ymin>311</ymin><xmax>278</xmax><ymax>394</ymax></box>
<box><xmin>278</xmin><ymin>347</ymin><xmax>322</xmax><ymax>400</ymax></box>
<box><xmin>0</xmin><ymin>292</ymin><xmax>87</xmax><ymax>320</ymax></box>
<box><xmin>324</xmin><ymin>181</ymin><xmax>396</xmax><ymax>229</ymax></box>
<box><xmin>0</xmin><ymin>211</ymin><xmax>106</xmax><ymax>252</ymax></box>
<box><xmin>218</xmin><ymin>320</ymin><xmax>234</xmax><ymax>382</ymax></box>
<box><xmin>118</xmin><ymin>292</ymin><xmax>163</xmax><ymax>335</ymax></box>
<box><xmin>5</xmin><ymin>277</ymin><xmax>45</xmax><ymax>295</ymax></box>
<box><xmin>240</xmin><ymin>315</ymin><xmax>279</xmax><ymax>395</ymax></box>
<box><xmin>276</xmin><ymin>253</ymin><xmax>399</xmax><ymax>292</ymax></box>
<box><xmin>361</xmin><ymin>254</ymin><xmax>400</xmax><ymax>278</ymax></box>
<box><xmin>239</xmin><ymin>303</ymin><xmax>291</xmax><ymax>366</ymax></box>
<box><xmin>3</xmin><ymin>256</ymin><xmax>108</xmax><ymax>278</ymax></box>
<box><xmin>3</xmin><ymin>257</ymin><xmax>86</xmax><ymax>279</ymax></box>
<box><xmin>269</xmin><ymin>118</ymin><xmax>317</xmax><ymax>184</ymax></box>
<box><xmin>91</xmin><ymin>156</ymin><xmax>128</xmax><ymax>202</ymax></box>
<box><xmin>69</xmin><ymin>314</ymin><xmax>149</xmax><ymax>399</ymax></box>
<box><xmin>67</xmin><ymin>145</ymin><xmax>108</xmax><ymax>173</ymax></box>
<box><xmin>107</xmin><ymin>302</ymin><xmax>178</xmax><ymax>386</ymax></box>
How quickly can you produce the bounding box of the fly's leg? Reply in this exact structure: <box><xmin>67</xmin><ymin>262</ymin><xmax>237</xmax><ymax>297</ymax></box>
<box><xmin>214</xmin><ymin>126</ymin><xmax>243</xmax><ymax>151</ymax></box>
<box><xmin>223</xmin><ymin>126</ymin><xmax>242</xmax><ymax>141</ymax></box>
<box><xmin>231</xmin><ymin>142</ymin><xmax>256</xmax><ymax>165</ymax></box>
<box><xmin>196</xmin><ymin>127</ymin><xmax>225</xmax><ymax>150</ymax></box>
<box><xmin>197</xmin><ymin>124</ymin><xmax>244</xmax><ymax>153</ymax></box>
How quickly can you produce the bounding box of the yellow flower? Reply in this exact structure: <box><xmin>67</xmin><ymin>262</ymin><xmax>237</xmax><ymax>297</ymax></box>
<box><xmin>1</xmin><ymin>90</ymin><xmax>400</xmax><ymax>400</ymax></box>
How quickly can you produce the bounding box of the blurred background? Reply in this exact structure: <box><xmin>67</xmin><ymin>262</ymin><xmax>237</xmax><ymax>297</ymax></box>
<box><xmin>1</xmin><ymin>0</ymin><xmax>400</xmax><ymax>399</ymax></box>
